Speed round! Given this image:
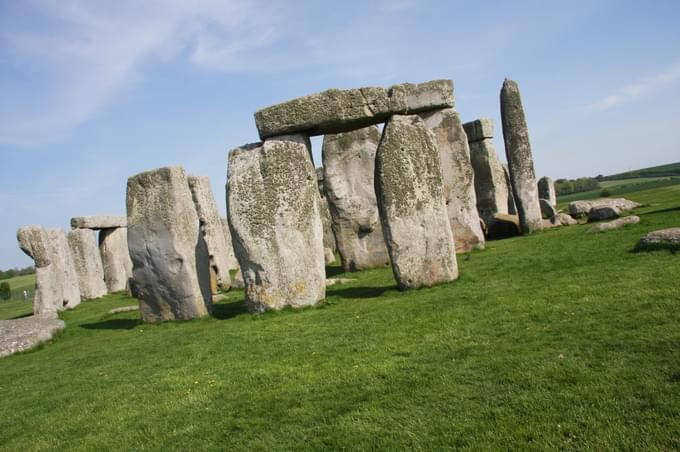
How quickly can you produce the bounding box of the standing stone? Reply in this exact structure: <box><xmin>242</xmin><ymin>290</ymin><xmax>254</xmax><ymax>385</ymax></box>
<box><xmin>322</xmin><ymin>126</ymin><xmax>389</xmax><ymax>271</ymax></box>
<box><xmin>538</xmin><ymin>177</ymin><xmax>557</xmax><ymax>207</ymax></box>
<box><xmin>502</xmin><ymin>164</ymin><xmax>518</xmax><ymax>215</ymax></box>
<box><xmin>17</xmin><ymin>226</ymin><xmax>58</xmax><ymax>317</ymax></box>
<box><xmin>419</xmin><ymin>108</ymin><xmax>485</xmax><ymax>253</ymax></box>
<box><xmin>315</xmin><ymin>168</ymin><xmax>337</xmax><ymax>265</ymax></box>
<box><xmin>187</xmin><ymin>175</ymin><xmax>232</xmax><ymax>291</ymax></box>
<box><xmin>465</xmin><ymin>118</ymin><xmax>509</xmax><ymax>224</ymax></box>
<box><xmin>539</xmin><ymin>199</ymin><xmax>558</xmax><ymax>219</ymax></box>
<box><xmin>375</xmin><ymin>114</ymin><xmax>458</xmax><ymax>289</ymax></box>
<box><xmin>500</xmin><ymin>79</ymin><xmax>543</xmax><ymax>233</ymax></box>
<box><xmin>98</xmin><ymin>227</ymin><xmax>133</xmax><ymax>293</ymax></box>
<box><xmin>227</xmin><ymin>135</ymin><xmax>326</xmax><ymax>313</ymax></box>
<box><xmin>68</xmin><ymin>229</ymin><xmax>107</xmax><ymax>300</ymax></box>
<box><xmin>127</xmin><ymin>166</ymin><xmax>212</xmax><ymax>323</ymax></box>
<box><xmin>220</xmin><ymin>218</ymin><xmax>240</xmax><ymax>271</ymax></box>
<box><xmin>46</xmin><ymin>229</ymin><xmax>81</xmax><ymax>309</ymax></box>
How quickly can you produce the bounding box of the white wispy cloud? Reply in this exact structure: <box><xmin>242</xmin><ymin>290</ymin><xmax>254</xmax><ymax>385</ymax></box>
<box><xmin>591</xmin><ymin>60</ymin><xmax>680</xmax><ymax>111</ymax></box>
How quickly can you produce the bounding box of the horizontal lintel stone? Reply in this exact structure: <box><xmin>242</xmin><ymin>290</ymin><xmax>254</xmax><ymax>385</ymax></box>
<box><xmin>71</xmin><ymin>216</ymin><xmax>127</xmax><ymax>230</ymax></box>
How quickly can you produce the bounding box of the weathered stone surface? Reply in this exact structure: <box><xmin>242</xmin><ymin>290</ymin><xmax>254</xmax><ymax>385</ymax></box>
<box><xmin>538</xmin><ymin>177</ymin><xmax>557</xmax><ymax>207</ymax></box>
<box><xmin>547</xmin><ymin>212</ymin><xmax>578</xmax><ymax>227</ymax></box>
<box><xmin>46</xmin><ymin>229</ymin><xmax>81</xmax><ymax>309</ymax></box>
<box><xmin>587</xmin><ymin>215</ymin><xmax>640</xmax><ymax>233</ymax></box>
<box><xmin>502</xmin><ymin>164</ymin><xmax>518</xmax><ymax>215</ymax></box>
<box><xmin>227</xmin><ymin>135</ymin><xmax>326</xmax><ymax>312</ymax></box>
<box><xmin>322</xmin><ymin>125</ymin><xmax>389</xmax><ymax>271</ymax></box>
<box><xmin>187</xmin><ymin>175</ymin><xmax>232</xmax><ymax>291</ymax></box>
<box><xmin>485</xmin><ymin>214</ymin><xmax>521</xmax><ymax>239</ymax></box>
<box><xmin>17</xmin><ymin>226</ymin><xmax>51</xmax><ymax>268</ymax></box>
<box><xmin>109</xmin><ymin>305</ymin><xmax>138</xmax><ymax>314</ymax></box>
<box><xmin>568</xmin><ymin>198</ymin><xmax>641</xmax><ymax>218</ymax></box>
<box><xmin>232</xmin><ymin>269</ymin><xmax>244</xmax><ymax>289</ymax></box>
<box><xmin>68</xmin><ymin>229</ymin><xmax>107</xmax><ymax>300</ymax></box>
<box><xmin>219</xmin><ymin>218</ymin><xmax>240</xmax><ymax>271</ymax></box>
<box><xmin>375</xmin><ymin>114</ymin><xmax>458</xmax><ymax>289</ymax></box>
<box><xmin>539</xmin><ymin>198</ymin><xmax>558</xmax><ymax>219</ymax></box>
<box><xmin>463</xmin><ymin>118</ymin><xmax>494</xmax><ymax>142</ymax></box>
<box><xmin>500</xmin><ymin>79</ymin><xmax>543</xmax><ymax>233</ymax></box>
<box><xmin>315</xmin><ymin>168</ymin><xmax>337</xmax><ymax>265</ymax></box>
<box><xmin>70</xmin><ymin>216</ymin><xmax>126</xmax><ymax>229</ymax></box>
<box><xmin>588</xmin><ymin>206</ymin><xmax>621</xmax><ymax>222</ymax></box>
<box><xmin>419</xmin><ymin>108</ymin><xmax>485</xmax><ymax>253</ymax></box>
<box><xmin>98</xmin><ymin>227</ymin><xmax>133</xmax><ymax>293</ymax></box>
<box><xmin>254</xmin><ymin>80</ymin><xmax>454</xmax><ymax>139</ymax></box>
<box><xmin>127</xmin><ymin>166</ymin><xmax>212</xmax><ymax>322</ymax></box>
<box><xmin>0</xmin><ymin>316</ymin><xmax>65</xmax><ymax>358</ymax></box>
<box><xmin>635</xmin><ymin>228</ymin><xmax>680</xmax><ymax>251</ymax></box>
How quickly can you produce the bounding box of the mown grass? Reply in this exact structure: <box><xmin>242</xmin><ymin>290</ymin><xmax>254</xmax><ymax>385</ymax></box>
<box><xmin>557</xmin><ymin>176</ymin><xmax>680</xmax><ymax>206</ymax></box>
<box><xmin>0</xmin><ymin>185</ymin><xmax>679</xmax><ymax>450</ymax></box>
<box><xmin>0</xmin><ymin>273</ymin><xmax>35</xmax><ymax>305</ymax></box>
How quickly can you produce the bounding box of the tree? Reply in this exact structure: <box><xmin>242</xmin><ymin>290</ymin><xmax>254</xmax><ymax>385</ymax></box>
<box><xmin>0</xmin><ymin>282</ymin><xmax>11</xmax><ymax>300</ymax></box>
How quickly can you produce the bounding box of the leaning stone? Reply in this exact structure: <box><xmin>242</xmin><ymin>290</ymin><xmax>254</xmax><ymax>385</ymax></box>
<box><xmin>588</xmin><ymin>206</ymin><xmax>621</xmax><ymax>222</ymax></box>
<box><xmin>227</xmin><ymin>135</ymin><xmax>326</xmax><ymax>312</ymax></box>
<box><xmin>322</xmin><ymin>125</ymin><xmax>389</xmax><ymax>271</ymax></box>
<box><xmin>70</xmin><ymin>216</ymin><xmax>126</xmax><ymax>229</ymax></box>
<box><xmin>188</xmin><ymin>175</ymin><xmax>232</xmax><ymax>291</ymax></box>
<box><xmin>220</xmin><ymin>218</ymin><xmax>240</xmax><ymax>271</ymax></box>
<box><xmin>463</xmin><ymin>118</ymin><xmax>494</xmax><ymax>142</ymax></box>
<box><xmin>254</xmin><ymin>80</ymin><xmax>453</xmax><ymax>139</ymax></box>
<box><xmin>68</xmin><ymin>229</ymin><xmax>107</xmax><ymax>300</ymax></box>
<box><xmin>568</xmin><ymin>198</ymin><xmax>640</xmax><ymax>218</ymax></box>
<box><xmin>98</xmin><ymin>227</ymin><xmax>133</xmax><ymax>293</ymax></box>
<box><xmin>419</xmin><ymin>108</ymin><xmax>485</xmax><ymax>253</ymax></box>
<box><xmin>127</xmin><ymin>166</ymin><xmax>212</xmax><ymax>322</ymax></box>
<box><xmin>0</xmin><ymin>316</ymin><xmax>65</xmax><ymax>358</ymax></box>
<box><xmin>315</xmin><ymin>168</ymin><xmax>337</xmax><ymax>265</ymax></box>
<box><xmin>587</xmin><ymin>215</ymin><xmax>640</xmax><ymax>233</ymax></box>
<box><xmin>503</xmin><ymin>164</ymin><xmax>518</xmax><ymax>215</ymax></box>
<box><xmin>375</xmin><ymin>114</ymin><xmax>458</xmax><ymax>289</ymax></box>
<box><xmin>500</xmin><ymin>79</ymin><xmax>543</xmax><ymax>233</ymax></box>
<box><xmin>538</xmin><ymin>177</ymin><xmax>557</xmax><ymax>207</ymax></box>
<box><xmin>539</xmin><ymin>198</ymin><xmax>558</xmax><ymax>219</ymax></box>
<box><xmin>46</xmin><ymin>229</ymin><xmax>81</xmax><ymax>309</ymax></box>
<box><xmin>635</xmin><ymin>228</ymin><xmax>680</xmax><ymax>251</ymax></box>
<box><xmin>485</xmin><ymin>214</ymin><xmax>521</xmax><ymax>239</ymax></box>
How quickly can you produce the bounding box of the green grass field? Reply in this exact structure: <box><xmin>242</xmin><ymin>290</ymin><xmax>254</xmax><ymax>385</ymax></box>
<box><xmin>1</xmin><ymin>184</ymin><xmax>679</xmax><ymax>450</ymax></box>
<box><xmin>0</xmin><ymin>273</ymin><xmax>35</xmax><ymax>305</ymax></box>
<box><xmin>603</xmin><ymin>161</ymin><xmax>680</xmax><ymax>180</ymax></box>
<box><xmin>557</xmin><ymin>176</ymin><xmax>680</xmax><ymax>206</ymax></box>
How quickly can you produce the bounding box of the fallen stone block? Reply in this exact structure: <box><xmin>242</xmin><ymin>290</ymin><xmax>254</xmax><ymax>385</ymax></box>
<box><xmin>568</xmin><ymin>198</ymin><xmax>640</xmax><ymax>218</ymax></box>
<box><xmin>587</xmin><ymin>215</ymin><xmax>640</xmax><ymax>233</ymax></box>
<box><xmin>588</xmin><ymin>206</ymin><xmax>621</xmax><ymax>222</ymax></box>
<box><xmin>635</xmin><ymin>228</ymin><xmax>680</xmax><ymax>251</ymax></box>
<box><xmin>0</xmin><ymin>316</ymin><xmax>65</xmax><ymax>358</ymax></box>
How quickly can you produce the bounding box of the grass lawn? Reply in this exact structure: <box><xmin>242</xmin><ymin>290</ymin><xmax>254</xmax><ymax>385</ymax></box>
<box><xmin>557</xmin><ymin>176</ymin><xmax>680</xmax><ymax>206</ymax></box>
<box><xmin>0</xmin><ymin>273</ymin><xmax>35</xmax><ymax>315</ymax></box>
<box><xmin>1</xmin><ymin>185</ymin><xmax>679</xmax><ymax>450</ymax></box>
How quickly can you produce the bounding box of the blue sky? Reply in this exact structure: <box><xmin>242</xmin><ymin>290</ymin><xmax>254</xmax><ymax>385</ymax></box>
<box><xmin>1</xmin><ymin>0</ymin><xmax>679</xmax><ymax>269</ymax></box>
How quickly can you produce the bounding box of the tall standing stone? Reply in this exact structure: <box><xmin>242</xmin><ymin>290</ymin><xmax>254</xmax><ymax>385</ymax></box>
<box><xmin>98</xmin><ymin>227</ymin><xmax>133</xmax><ymax>293</ymax></box>
<box><xmin>500</xmin><ymin>79</ymin><xmax>543</xmax><ymax>233</ymax></box>
<box><xmin>220</xmin><ymin>217</ymin><xmax>240</xmax><ymax>271</ymax></box>
<box><xmin>17</xmin><ymin>226</ymin><xmax>58</xmax><ymax>317</ymax></box>
<box><xmin>374</xmin><ymin>115</ymin><xmax>458</xmax><ymax>289</ymax></box>
<box><xmin>47</xmin><ymin>229</ymin><xmax>81</xmax><ymax>309</ymax></box>
<box><xmin>502</xmin><ymin>164</ymin><xmax>518</xmax><ymax>215</ymax></box>
<box><xmin>322</xmin><ymin>125</ymin><xmax>389</xmax><ymax>271</ymax></box>
<box><xmin>127</xmin><ymin>166</ymin><xmax>212</xmax><ymax>323</ymax></box>
<box><xmin>187</xmin><ymin>175</ymin><xmax>232</xmax><ymax>291</ymax></box>
<box><xmin>315</xmin><ymin>168</ymin><xmax>337</xmax><ymax>265</ymax></box>
<box><xmin>420</xmin><ymin>108</ymin><xmax>485</xmax><ymax>252</ymax></box>
<box><xmin>537</xmin><ymin>176</ymin><xmax>557</xmax><ymax>207</ymax></box>
<box><xmin>68</xmin><ymin>229</ymin><xmax>107</xmax><ymax>300</ymax></box>
<box><xmin>227</xmin><ymin>135</ymin><xmax>326</xmax><ymax>313</ymax></box>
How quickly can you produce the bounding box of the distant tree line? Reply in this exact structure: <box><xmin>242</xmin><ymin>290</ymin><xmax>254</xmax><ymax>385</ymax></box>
<box><xmin>554</xmin><ymin>177</ymin><xmax>601</xmax><ymax>196</ymax></box>
<box><xmin>0</xmin><ymin>266</ymin><xmax>35</xmax><ymax>280</ymax></box>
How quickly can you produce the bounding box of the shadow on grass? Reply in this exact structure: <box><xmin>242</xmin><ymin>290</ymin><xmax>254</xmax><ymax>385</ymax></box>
<box><xmin>212</xmin><ymin>299</ymin><xmax>249</xmax><ymax>320</ymax></box>
<box><xmin>80</xmin><ymin>318</ymin><xmax>142</xmax><ymax>330</ymax></box>
<box><xmin>328</xmin><ymin>285</ymin><xmax>392</xmax><ymax>299</ymax></box>
<box><xmin>10</xmin><ymin>312</ymin><xmax>33</xmax><ymax>320</ymax></box>
<box><xmin>640</xmin><ymin>206</ymin><xmax>680</xmax><ymax>216</ymax></box>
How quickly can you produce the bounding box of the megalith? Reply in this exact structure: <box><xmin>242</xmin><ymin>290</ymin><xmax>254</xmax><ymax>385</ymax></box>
<box><xmin>500</xmin><ymin>79</ymin><xmax>543</xmax><ymax>233</ymax></box>
<box><xmin>71</xmin><ymin>216</ymin><xmax>126</xmax><ymax>229</ymax></box>
<box><xmin>322</xmin><ymin>125</ymin><xmax>389</xmax><ymax>271</ymax></box>
<box><xmin>538</xmin><ymin>177</ymin><xmax>557</xmax><ymax>207</ymax></box>
<box><xmin>187</xmin><ymin>175</ymin><xmax>232</xmax><ymax>292</ymax></box>
<box><xmin>227</xmin><ymin>135</ymin><xmax>326</xmax><ymax>313</ymax></box>
<box><xmin>539</xmin><ymin>199</ymin><xmax>557</xmax><ymax>219</ymax></box>
<box><xmin>419</xmin><ymin>108</ymin><xmax>485</xmax><ymax>253</ymax></box>
<box><xmin>126</xmin><ymin>166</ymin><xmax>212</xmax><ymax>323</ymax></box>
<box><xmin>374</xmin><ymin>114</ymin><xmax>458</xmax><ymax>289</ymax></box>
<box><xmin>98</xmin><ymin>227</ymin><xmax>133</xmax><ymax>293</ymax></box>
<box><xmin>17</xmin><ymin>226</ymin><xmax>58</xmax><ymax>317</ymax></box>
<box><xmin>67</xmin><ymin>229</ymin><xmax>107</xmax><ymax>300</ymax></box>
<box><xmin>502</xmin><ymin>164</ymin><xmax>518</xmax><ymax>215</ymax></box>
<box><xmin>465</xmin><ymin>118</ymin><xmax>509</xmax><ymax>224</ymax></box>
<box><xmin>47</xmin><ymin>229</ymin><xmax>81</xmax><ymax>310</ymax></box>
<box><xmin>315</xmin><ymin>168</ymin><xmax>338</xmax><ymax>265</ymax></box>
<box><xmin>219</xmin><ymin>217</ymin><xmax>240</xmax><ymax>271</ymax></box>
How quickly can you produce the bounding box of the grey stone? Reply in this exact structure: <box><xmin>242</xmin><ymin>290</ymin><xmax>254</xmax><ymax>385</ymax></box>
<box><xmin>17</xmin><ymin>226</ymin><xmax>51</xmax><ymax>268</ymax></box>
<box><xmin>187</xmin><ymin>175</ymin><xmax>232</xmax><ymax>291</ymax></box>
<box><xmin>419</xmin><ymin>108</ymin><xmax>485</xmax><ymax>253</ymax></box>
<box><xmin>0</xmin><ymin>316</ymin><xmax>65</xmax><ymax>358</ymax></box>
<box><xmin>108</xmin><ymin>305</ymin><xmax>138</xmax><ymax>314</ymax></box>
<box><xmin>127</xmin><ymin>166</ymin><xmax>212</xmax><ymax>323</ymax></box>
<box><xmin>463</xmin><ymin>118</ymin><xmax>494</xmax><ymax>142</ymax></box>
<box><xmin>502</xmin><ymin>164</ymin><xmax>518</xmax><ymax>215</ymax></box>
<box><xmin>315</xmin><ymin>168</ymin><xmax>337</xmax><ymax>265</ymax></box>
<box><xmin>232</xmin><ymin>269</ymin><xmax>244</xmax><ymax>289</ymax></box>
<box><xmin>538</xmin><ymin>177</ymin><xmax>557</xmax><ymax>207</ymax></box>
<box><xmin>568</xmin><ymin>198</ymin><xmax>641</xmax><ymax>218</ymax></box>
<box><xmin>98</xmin><ymin>227</ymin><xmax>133</xmax><ymax>293</ymax></box>
<box><xmin>322</xmin><ymin>125</ymin><xmax>389</xmax><ymax>271</ymax></box>
<box><xmin>635</xmin><ymin>228</ymin><xmax>680</xmax><ymax>251</ymax></box>
<box><xmin>588</xmin><ymin>206</ymin><xmax>621</xmax><ymax>222</ymax></box>
<box><xmin>227</xmin><ymin>135</ymin><xmax>326</xmax><ymax>312</ymax></box>
<box><xmin>254</xmin><ymin>80</ymin><xmax>453</xmax><ymax>139</ymax></box>
<box><xmin>46</xmin><ymin>229</ymin><xmax>81</xmax><ymax>310</ymax></box>
<box><xmin>375</xmin><ymin>114</ymin><xmax>458</xmax><ymax>289</ymax></box>
<box><xmin>68</xmin><ymin>229</ymin><xmax>107</xmax><ymax>300</ymax></box>
<box><xmin>539</xmin><ymin>198</ymin><xmax>558</xmax><ymax>219</ymax></box>
<box><xmin>500</xmin><ymin>79</ymin><xmax>543</xmax><ymax>233</ymax></box>
<box><xmin>71</xmin><ymin>216</ymin><xmax>126</xmax><ymax>229</ymax></box>
<box><xmin>219</xmin><ymin>218</ymin><xmax>240</xmax><ymax>271</ymax></box>
<box><xmin>587</xmin><ymin>215</ymin><xmax>640</xmax><ymax>233</ymax></box>
<box><xmin>546</xmin><ymin>212</ymin><xmax>578</xmax><ymax>227</ymax></box>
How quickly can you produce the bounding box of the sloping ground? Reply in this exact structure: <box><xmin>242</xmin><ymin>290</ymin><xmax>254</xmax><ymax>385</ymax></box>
<box><xmin>557</xmin><ymin>176</ymin><xmax>680</xmax><ymax>206</ymax></box>
<box><xmin>0</xmin><ymin>185</ymin><xmax>678</xmax><ymax>450</ymax></box>
<box><xmin>603</xmin><ymin>161</ymin><xmax>680</xmax><ymax>180</ymax></box>
<box><xmin>0</xmin><ymin>273</ymin><xmax>35</xmax><ymax>304</ymax></box>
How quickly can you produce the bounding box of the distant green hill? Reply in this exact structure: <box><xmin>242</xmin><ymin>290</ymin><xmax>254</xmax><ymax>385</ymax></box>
<box><xmin>602</xmin><ymin>161</ymin><xmax>680</xmax><ymax>180</ymax></box>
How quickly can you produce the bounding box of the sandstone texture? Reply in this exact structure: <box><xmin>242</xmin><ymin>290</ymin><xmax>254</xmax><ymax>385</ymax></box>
<box><xmin>587</xmin><ymin>215</ymin><xmax>640</xmax><ymax>233</ymax></box>
<box><xmin>315</xmin><ymin>168</ymin><xmax>337</xmax><ymax>265</ymax></box>
<box><xmin>500</xmin><ymin>79</ymin><xmax>543</xmax><ymax>233</ymax></box>
<box><xmin>538</xmin><ymin>177</ymin><xmax>557</xmax><ymax>207</ymax></box>
<box><xmin>568</xmin><ymin>198</ymin><xmax>640</xmax><ymax>218</ymax></box>
<box><xmin>227</xmin><ymin>135</ymin><xmax>326</xmax><ymax>312</ymax></box>
<box><xmin>374</xmin><ymin>114</ymin><xmax>458</xmax><ymax>289</ymax></box>
<box><xmin>635</xmin><ymin>228</ymin><xmax>680</xmax><ymax>251</ymax></box>
<box><xmin>588</xmin><ymin>206</ymin><xmax>621</xmax><ymax>222</ymax></box>
<box><xmin>188</xmin><ymin>175</ymin><xmax>232</xmax><ymax>290</ymax></box>
<box><xmin>70</xmin><ymin>216</ymin><xmax>127</xmax><ymax>229</ymax></box>
<box><xmin>219</xmin><ymin>218</ymin><xmax>240</xmax><ymax>271</ymax></box>
<box><xmin>539</xmin><ymin>198</ymin><xmax>558</xmax><ymax>219</ymax></box>
<box><xmin>46</xmin><ymin>229</ymin><xmax>81</xmax><ymax>309</ymax></box>
<box><xmin>545</xmin><ymin>213</ymin><xmax>578</xmax><ymax>228</ymax></box>
<box><xmin>502</xmin><ymin>164</ymin><xmax>518</xmax><ymax>215</ymax></box>
<box><xmin>419</xmin><ymin>108</ymin><xmax>485</xmax><ymax>252</ymax></box>
<box><xmin>127</xmin><ymin>166</ymin><xmax>212</xmax><ymax>322</ymax></box>
<box><xmin>98</xmin><ymin>227</ymin><xmax>133</xmax><ymax>293</ymax></box>
<box><xmin>68</xmin><ymin>229</ymin><xmax>107</xmax><ymax>300</ymax></box>
<box><xmin>254</xmin><ymin>80</ymin><xmax>453</xmax><ymax>139</ymax></box>
<box><xmin>463</xmin><ymin>118</ymin><xmax>494</xmax><ymax>142</ymax></box>
<box><xmin>0</xmin><ymin>316</ymin><xmax>65</xmax><ymax>358</ymax></box>
<box><xmin>322</xmin><ymin>125</ymin><xmax>389</xmax><ymax>271</ymax></box>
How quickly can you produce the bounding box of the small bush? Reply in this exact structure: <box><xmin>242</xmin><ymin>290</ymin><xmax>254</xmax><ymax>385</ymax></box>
<box><xmin>600</xmin><ymin>189</ymin><xmax>611</xmax><ymax>197</ymax></box>
<box><xmin>0</xmin><ymin>282</ymin><xmax>10</xmax><ymax>300</ymax></box>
